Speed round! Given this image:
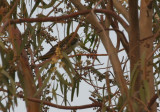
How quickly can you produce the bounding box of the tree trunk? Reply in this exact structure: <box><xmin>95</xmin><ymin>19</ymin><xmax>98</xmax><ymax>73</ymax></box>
<box><xmin>139</xmin><ymin>0</ymin><xmax>156</xmax><ymax>111</ymax></box>
<box><xmin>10</xmin><ymin>26</ymin><xmax>40</xmax><ymax>112</ymax></box>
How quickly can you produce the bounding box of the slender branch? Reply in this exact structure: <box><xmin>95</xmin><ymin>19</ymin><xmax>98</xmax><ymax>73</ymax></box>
<box><xmin>146</xmin><ymin>43</ymin><xmax>160</xmax><ymax>62</ymax></box>
<box><xmin>69</xmin><ymin>48</ymin><xmax>124</xmax><ymax>57</ymax></box>
<box><xmin>105</xmin><ymin>26</ymin><xmax>129</xmax><ymax>54</ymax></box>
<box><xmin>18</xmin><ymin>93</ymin><xmax>102</xmax><ymax>110</ymax></box>
<box><xmin>81</xmin><ymin>77</ymin><xmax>108</xmax><ymax>89</ymax></box>
<box><xmin>147</xmin><ymin>93</ymin><xmax>158</xmax><ymax>110</ymax></box>
<box><xmin>5</xmin><ymin>9</ymin><xmax>128</xmax><ymax>31</ymax></box>
<box><xmin>140</xmin><ymin>29</ymin><xmax>160</xmax><ymax>42</ymax></box>
<box><xmin>69</xmin><ymin>53</ymin><xmax>109</xmax><ymax>57</ymax></box>
<box><xmin>47</xmin><ymin>1</ymin><xmax>63</xmax><ymax>16</ymax></box>
<box><xmin>113</xmin><ymin>0</ymin><xmax>129</xmax><ymax>22</ymax></box>
<box><xmin>0</xmin><ymin>89</ymin><xmax>103</xmax><ymax>110</ymax></box>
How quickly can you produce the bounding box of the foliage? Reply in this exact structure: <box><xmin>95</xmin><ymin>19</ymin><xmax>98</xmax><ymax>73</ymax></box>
<box><xmin>0</xmin><ymin>0</ymin><xmax>160</xmax><ymax>112</ymax></box>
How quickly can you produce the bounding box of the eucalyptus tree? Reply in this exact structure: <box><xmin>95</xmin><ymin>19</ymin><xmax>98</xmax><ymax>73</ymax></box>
<box><xmin>0</xmin><ymin>0</ymin><xmax>159</xmax><ymax>112</ymax></box>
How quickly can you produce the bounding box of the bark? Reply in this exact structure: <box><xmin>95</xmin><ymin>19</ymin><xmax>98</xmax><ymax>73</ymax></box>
<box><xmin>9</xmin><ymin>26</ymin><xmax>40</xmax><ymax>112</ymax></box>
<box><xmin>139</xmin><ymin>0</ymin><xmax>156</xmax><ymax>111</ymax></box>
<box><xmin>128</xmin><ymin>0</ymin><xmax>141</xmax><ymax>90</ymax></box>
<box><xmin>128</xmin><ymin>1</ymin><xmax>141</xmax><ymax>111</ymax></box>
<box><xmin>113</xmin><ymin>0</ymin><xmax>129</xmax><ymax>22</ymax></box>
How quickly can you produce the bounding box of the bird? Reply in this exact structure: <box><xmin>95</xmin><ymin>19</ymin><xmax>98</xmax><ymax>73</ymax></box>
<box><xmin>39</xmin><ymin>32</ymin><xmax>79</xmax><ymax>60</ymax></box>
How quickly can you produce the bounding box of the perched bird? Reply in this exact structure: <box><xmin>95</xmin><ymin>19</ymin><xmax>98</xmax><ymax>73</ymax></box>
<box><xmin>39</xmin><ymin>32</ymin><xmax>79</xmax><ymax>60</ymax></box>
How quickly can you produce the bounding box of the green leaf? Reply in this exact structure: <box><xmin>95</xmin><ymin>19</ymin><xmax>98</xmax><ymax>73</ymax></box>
<box><xmin>55</xmin><ymin>70</ymin><xmax>70</xmax><ymax>85</ymax></box>
<box><xmin>20</xmin><ymin>1</ymin><xmax>28</xmax><ymax>18</ymax></box>
<box><xmin>102</xmin><ymin>84</ymin><xmax>105</xmax><ymax>97</ymax></box>
<box><xmin>30</xmin><ymin>0</ymin><xmax>41</xmax><ymax>17</ymax></box>
<box><xmin>92</xmin><ymin>34</ymin><xmax>98</xmax><ymax>50</ymax></box>
<box><xmin>0</xmin><ymin>100</ymin><xmax>6</xmax><ymax>112</ymax></box>
<box><xmin>34</xmin><ymin>72</ymin><xmax>51</xmax><ymax>97</ymax></box>
<box><xmin>62</xmin><ymin>52</ymin><xmax>77</xmax><ymax>84</ymax></box>
<box><xmin>64</xmin><ymin>84</ymin><xmax>67</xmax><ymax>106</ymax></box>
<box><xmin>0</xmin><ymin>69</ymin><xmax>16</xmax><ymax>96</ymax></box>
<box><xmin>62</xmin><ymin>63</ymin><xmax>73</xmax><ymax>84</ymax></box>
<box><xmin>39</xmin><ymin>0</ymin><xmax>56</xmax><ymax>9</ymax></box>
<box><xmin>60</xmin><ymin>81</ymin><xmax>64</xmax><ymax>94</ymax></box>
<box><xmin>19</xmin><ymin>26</ymin><xmax>31</xmax><ymax>54</ymax></box>
<box><xmin>79</xmin><ymin>42</ymin><xmax>91</xmax><ymax>52</ymax></box>
<box><xmin>90</xmin><ymin>67</ymin><xmax>105</xmax><ymax>81</ymax></box>
<box><xmin>52</xmin><ymin>88</ymin><xmax>57</xmax><ymax>103</ymax></box>
<box><xmin>90</xmin><ymin>34</ymin><xmax>95</xmax><ymax>47</ymax></box>
<box><xmin>30</xmin><ymin>25</ymin><xmax>37</xmax><ymax>50</ymax></box>
<box><xmin>71</xmin><ymin>78</ymin><xmax>76</xmax><ymax>101</ymax></box>
<box><xmin>67</xmin><ymin>21</ymin><xmax>72</xmax><ymax>36</ymax></box>
<box><xmin>36</xmin><ymin>59</ymin><xmax>51</xmax><ymax>81</ymax></box>
<box><xmin>76</xmin><ymin>79</ymin><xmax>80</xmax><ymax>97</ymax></box>
<box><xmin>84</xmin><ymin>24</ymin><xmax>89</xmax><ymax>34</ymax></box>
<box><xmin>17</xmin><ymin>70</ymin><xmax>26</xmax><ymax>99</ymax></box>
<box><xmin>0</xmin><ymin>39</ymin><xmax>6</xmax><ymax>50</ymax></box>
<box><xmin>84</xmin><ymin>33</ymin><xmax>91</xmax><ymax>45</ymax></box>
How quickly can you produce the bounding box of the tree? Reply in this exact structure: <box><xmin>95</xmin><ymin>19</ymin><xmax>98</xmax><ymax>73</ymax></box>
<box><xmin>0</xmin><ymin>0</ymin><xmax>159</xmax><ymax>112</ymax></box>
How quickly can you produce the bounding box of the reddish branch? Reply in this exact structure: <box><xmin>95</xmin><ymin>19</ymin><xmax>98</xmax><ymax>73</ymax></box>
<box><xmin>18</xmin><ymin>93</ymin><xmax>102</xmax><ymax>110</ymax></box>
<box><xmin>147</xmin><ymin>93</ymin><xmax>158</xmax><ymax>110</ymax></box>
<box><xmin>140</xmin><ymin>29</ymin><xmax>160</xmax><ymax>42</ymax></box>
<box><xmin>0</xmin><ymin>88</ymin><xmax>102</xmax><ymax>110</ymax></box>
<box><xmin>8</xmin><ymin>9</ymin><xmax>128</xmax><ymax>29</ymax></box>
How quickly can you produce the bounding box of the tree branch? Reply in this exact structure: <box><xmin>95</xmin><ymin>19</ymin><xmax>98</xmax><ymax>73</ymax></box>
<box><xmin>113</xmin><ymin>0</ymin><xmax>129</xmax><ymax>22</ymax></box>
<box><xmin>18</xmin><ymin>93</ymin><xmax>102</xmax><ymax>110</ymax></box>
<box><xmin>4</xmin><ymin>9</ymin><xmax>128</xmax><ymax>32</ymax></box>
<box><xmin>69</xmin><ymin>48</ymin><xmax>124</xmax><ymax>57</ymax></box>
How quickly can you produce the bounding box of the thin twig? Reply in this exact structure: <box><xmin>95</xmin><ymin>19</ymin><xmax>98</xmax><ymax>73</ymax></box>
<box><xmin>146</xmin><ymin>44</ymin><xmax>160</xmax><ymax>62</ymax></box>
<box><xmin>69</xmin><ymin>48</ymin><xmax>124</xmax><ymax>57</ymax></box>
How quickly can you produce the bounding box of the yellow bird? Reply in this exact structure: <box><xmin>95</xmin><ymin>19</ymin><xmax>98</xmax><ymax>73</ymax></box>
<box><xmin>39</xmin><ymin>32</ymin><xmax>79</xmax><ymax>60</ymax></box>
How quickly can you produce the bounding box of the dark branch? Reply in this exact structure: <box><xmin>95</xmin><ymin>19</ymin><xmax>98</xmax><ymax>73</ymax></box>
<box><xmin>8</xmin><ymin>9</ymin><xmax>128</xmax><ymax>30</ymax></box>
<box><xmin>18</xmin><ymin>93</ymin><xmax>102</xmax><ymax>110</ymax></box>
